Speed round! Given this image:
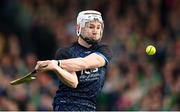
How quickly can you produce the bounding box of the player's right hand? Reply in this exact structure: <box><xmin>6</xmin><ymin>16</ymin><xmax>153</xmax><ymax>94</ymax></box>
<box><xmin>35</xmin><ymin>60</ymin><xmax>58</xmax><ymax>72</ymax></box>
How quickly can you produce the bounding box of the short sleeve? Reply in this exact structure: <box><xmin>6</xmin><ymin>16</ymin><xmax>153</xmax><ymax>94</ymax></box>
<box><xmin>94</xmin><ymin>44</ymin><xmax>113</xmax><ymax>65</ymax></box>
<box><xmin>55</xmin><ymin>48</ymin><xmax>72</xmax><ymax>60</ymax></box>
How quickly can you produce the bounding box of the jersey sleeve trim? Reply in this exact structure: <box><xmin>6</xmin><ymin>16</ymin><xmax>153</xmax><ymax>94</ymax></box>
<box><xmin>94</xmin><ymin>52</ymin><xmax>109</xmax><ymax>64</ymax></box>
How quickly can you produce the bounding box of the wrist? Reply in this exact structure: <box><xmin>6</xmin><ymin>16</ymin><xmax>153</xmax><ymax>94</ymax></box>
<box><xmin>51</xmin><ymin>60</ymin><xmax>60</xmax><ymax>67</ymax></box>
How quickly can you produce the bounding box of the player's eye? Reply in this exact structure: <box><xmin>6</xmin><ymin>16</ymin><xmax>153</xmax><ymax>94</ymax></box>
<box><xmin>89</xmin><ymin>26</ymin><xmax>94</xmax><ymax>29</ymax></box>
<box><xmin>97</xmin><ymin>26</ymin><xmax>100</xmax><ymax>29</ymax></box>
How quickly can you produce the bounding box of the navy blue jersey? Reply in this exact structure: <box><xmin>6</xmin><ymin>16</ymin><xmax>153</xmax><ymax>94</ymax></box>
<box><xmin>53</xmin><ymin>42</ymin><xmax>112</xmax><ymax>111</ymax></box>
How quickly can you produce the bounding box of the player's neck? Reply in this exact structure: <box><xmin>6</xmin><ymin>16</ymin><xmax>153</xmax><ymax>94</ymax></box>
<box><xmin>78</xmin><ymin>37</ymin><xmax>92</xmax><ymax>48</ymax></box>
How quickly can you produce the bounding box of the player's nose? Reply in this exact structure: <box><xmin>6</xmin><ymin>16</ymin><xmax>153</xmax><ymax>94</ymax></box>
<box><xmin>92</xmin><ymin>30</ymin><xmax>97</xmax><ymax>35</ymax></box>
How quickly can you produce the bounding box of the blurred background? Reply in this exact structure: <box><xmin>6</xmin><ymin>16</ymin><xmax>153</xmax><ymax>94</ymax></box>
<box><xmin>0</xmin><ymin>0</ymin><xmax>179</xmax><ymax>111</ymax></box>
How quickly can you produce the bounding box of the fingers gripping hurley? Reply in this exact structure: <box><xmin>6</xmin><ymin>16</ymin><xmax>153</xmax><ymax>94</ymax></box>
<box><xmin>10</xmin><ymin>65</ymin><xmax>48</xmax><ymax>85</ymax></box>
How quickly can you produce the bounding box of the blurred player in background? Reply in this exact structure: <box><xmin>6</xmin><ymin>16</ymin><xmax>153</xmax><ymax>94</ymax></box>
<box><xmin>35</xmin><ymin>10</ymin><xmax>112</xmax><ymax>111</ymax></box>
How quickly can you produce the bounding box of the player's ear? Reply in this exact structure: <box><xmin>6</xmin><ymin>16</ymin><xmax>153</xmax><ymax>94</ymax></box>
<box><xmin>76</xmin><ymin>24</ymin><xmax>80</xmax><ymax>32</ymax></box>
<box><xmin>76</xmin><ymin>24</ymin><xmax>81</xmax><ymax>36</ymax></box>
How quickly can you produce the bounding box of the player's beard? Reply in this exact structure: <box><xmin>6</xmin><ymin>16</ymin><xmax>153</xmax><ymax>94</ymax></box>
<box><xmin>79</xmin><ymin>34</ymin><xmax>101</xmax><ymax>45</ymax></box>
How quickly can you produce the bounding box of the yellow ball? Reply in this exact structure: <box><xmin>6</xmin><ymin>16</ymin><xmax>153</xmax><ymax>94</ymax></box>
<box><xmin>146</xmin><ymin>45</ymin><xmax>156</xmax><ymax>55</ymax></box>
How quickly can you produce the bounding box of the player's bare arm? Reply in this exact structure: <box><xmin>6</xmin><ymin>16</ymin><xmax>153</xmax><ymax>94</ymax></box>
<box><xmin>58</xmin><ymin>53</ymin><xmax>106</xmax><ymax>72</ymax></box>
<box><xmin>54</xmin><ymin>66</ymin><xmax>78</xmax><ymax>88</ymax></box>
<box><xmin>35</xmin><ymin>60</ymin><xmax>78</xmax><ymax>88</ymax></box>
